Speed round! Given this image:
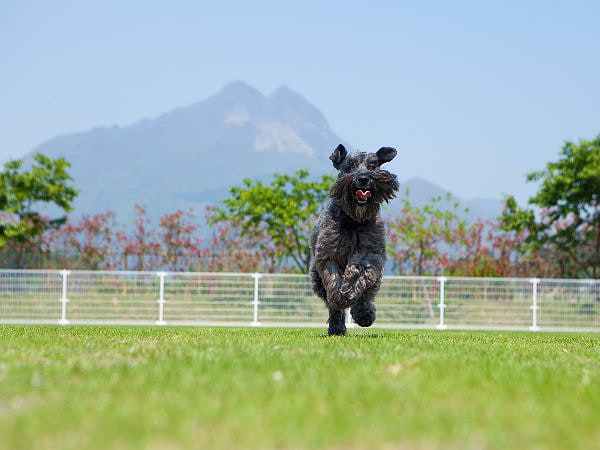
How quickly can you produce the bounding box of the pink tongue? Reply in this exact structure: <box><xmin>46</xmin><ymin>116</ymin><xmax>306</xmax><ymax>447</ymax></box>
<box><xmin>356</xmin><ymin>190</ymin><xmax>372</xmax><ymax>200</ymax></box>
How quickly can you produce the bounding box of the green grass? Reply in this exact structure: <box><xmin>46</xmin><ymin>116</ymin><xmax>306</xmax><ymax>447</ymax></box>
<box><xmin>0</xmin><ymin>326</ymin><xmax>598</xmax><ymax>449</ymax></box>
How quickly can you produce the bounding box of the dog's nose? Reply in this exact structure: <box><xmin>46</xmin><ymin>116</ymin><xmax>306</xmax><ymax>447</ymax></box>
<box><xmin>357</xmin><ymin>175</ymin><xmax>370</xmax><ymax>185</ymax></box>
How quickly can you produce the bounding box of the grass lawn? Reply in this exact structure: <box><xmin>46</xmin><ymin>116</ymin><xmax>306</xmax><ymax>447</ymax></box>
<box><xmin>0</xmin><ymin>326</ymin><xmax>598</xmax><ymax>449</ymax></box>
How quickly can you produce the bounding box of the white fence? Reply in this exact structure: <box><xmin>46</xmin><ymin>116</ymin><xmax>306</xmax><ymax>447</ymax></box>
<box><xmin>0</xmin><ymin>270</ymin><xmax>599</xmax><ymax>332</ymax></box>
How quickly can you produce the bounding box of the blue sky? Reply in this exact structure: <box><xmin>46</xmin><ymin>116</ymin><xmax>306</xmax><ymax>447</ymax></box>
<box><xmin>1</xmin><ymin>0</ymin><xmax>599</xmax><ymax>202</ymax></box>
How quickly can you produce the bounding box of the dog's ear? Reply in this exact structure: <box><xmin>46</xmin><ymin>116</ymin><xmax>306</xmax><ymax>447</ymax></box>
<box><xmin>329</xmin><ymin>144</ymin><xmax>347</xmax><ymax>170</ymax></box>
<box><xmin>376</xmin><ymin>147</ymin><xmax>397</xmax><ymax>165</ymax></box>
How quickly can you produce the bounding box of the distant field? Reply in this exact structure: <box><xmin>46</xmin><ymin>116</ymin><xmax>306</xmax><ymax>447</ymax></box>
<box><xmin>0</xmin><ymin>326</ymin><xmax>598</xmax><ymax>449</ymax></box>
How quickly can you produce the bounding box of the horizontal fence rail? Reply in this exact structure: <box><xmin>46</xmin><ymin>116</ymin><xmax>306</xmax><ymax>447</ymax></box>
<box><xmin>0</xmin><ymin>270</ymin><xmax>598</xmax><ymax>332</ymax></box>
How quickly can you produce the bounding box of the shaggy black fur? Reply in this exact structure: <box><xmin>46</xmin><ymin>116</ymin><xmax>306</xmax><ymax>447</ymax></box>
<box><xmin>310</xmin><ymin>144</ymin><xmax>399</xmax><ymax>335</ymax></box>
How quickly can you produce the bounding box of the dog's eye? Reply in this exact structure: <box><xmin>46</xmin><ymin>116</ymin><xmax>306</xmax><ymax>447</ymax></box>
<box><xmin>367</xmin><ymin>161</ymin><xmax>378</xmax><ymax>170</ymax></box>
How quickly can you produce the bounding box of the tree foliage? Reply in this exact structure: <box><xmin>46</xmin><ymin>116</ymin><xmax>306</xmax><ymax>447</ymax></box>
<box><xmin>44</xmin><ymin>211</ymin><xmax>119</xmax><ymax>270</ymax></box>
<box><xmin>386</xmin><ymin>192</ymin><xmax>467</xmax><ymax>275</ymax></box>
<box><xmin>158</xmin><ymin>209</ymin><xmax>203</xmax><ymax>271</ymax></box>
<box><xmin>42</xmin><ymin>205</ymin><xmax>205</xmax><ymax>271</ymax></box>
<box><xmin>116</xmin><ymin>204</ymin><xmax>162</xmax><ymax>270</ymax></box>
<box><xmin>0</xmin><ymin>153</ymin><xmax>77</xmax><ymax>266</ymax></box>
<box><xmin>386</xmin><ymin>191</ymin><xmax>531</xmax><ymax>277</ymax></box>
<box><xmin>502</xmin><ymin>135</ymin><xmax>600</xmax><ymax>278</ymax></box>
<box><xmin>211</xmin><ymin>170</ymin><xmax>334</xmax><ymax>272</ymax></box>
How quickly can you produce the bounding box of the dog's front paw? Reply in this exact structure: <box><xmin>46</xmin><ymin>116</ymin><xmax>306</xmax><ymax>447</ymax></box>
<box><xmin>362</xmin><ymin>264</ymin><xmax>383</xmax><ymax>288</ymax></box>
<box><xmin>339</xmin><ymin>265</ymin><xmax>361</xmax><ymax>304</ymax></box>
<box><xmin>339</xmin><ymin>287</ymin><xmax>358</xmax><ymax>306</ymax></box>
<box><xmin>342</xmin><ymin>264</ymin><xmax>376</xmax><ymax>303</ymax></box>
<box><xmin>327</xmin><ymin>290</ymin><xmax>348</xmax><ymax>310</ymax></box>
<box><xmin>343</xmin><ymin>264</ymin><xmax>361</xmax><ymax>278</ymax></box>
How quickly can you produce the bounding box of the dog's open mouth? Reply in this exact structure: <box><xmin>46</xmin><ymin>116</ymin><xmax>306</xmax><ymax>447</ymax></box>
<box><xmin>355</xmin><ymin>189</ymin><xmax>372</xmax><ymax>204</ymax></box>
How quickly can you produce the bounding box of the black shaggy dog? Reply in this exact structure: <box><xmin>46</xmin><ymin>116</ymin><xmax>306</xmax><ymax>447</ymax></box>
<box><xmin>310</xmin><ymin>144</ymin><xmax>399</xmax><ymax>335</ymax></box>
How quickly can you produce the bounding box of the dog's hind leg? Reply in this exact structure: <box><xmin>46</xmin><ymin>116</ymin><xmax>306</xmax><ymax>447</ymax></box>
<box><xmin>310</xmin><ymin>267</ymin><xmax>327</xmax><ymax>301</ymax></box>
<box><xmin>327</xmin><ymin>307</ymin><xmax>347</xmax><ymax>336</ymax></box>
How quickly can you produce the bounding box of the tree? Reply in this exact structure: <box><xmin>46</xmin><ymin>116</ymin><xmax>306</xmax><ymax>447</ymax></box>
<box><xmin>116</xmin><ymin>204</ymin><xmax>162</xmax><ymax>270</ymax></box>
<box><xmin>386</xmin><ymin>192</ymin><xmax>468</xmax><ymax>275</ymax></box>
<box><xmin>42</xmin><ymin>206</ymin><xmax>204</xmax><ymax>271</ymax></box>
<box><xmin>445</xmin><ymin>219</ymin><xmax>528</xmax><ymax>277</ymax></box>
<box><xmin>158</xmin><ymin>209</ymin><xmax>203</xmax><ymax>271</ymax></box>
<box><xmin>44</xmin><ymin>211</ymin><xmax>119</xmax><ymax>270</ymax></box>
<box><xmin>211</xmin><ymin>170</ymin><xmax>334</xmax><ymax>273</ymax></box>
<box><xmin>0</xmin><ymin>153</ymin><xmax>77</xmax><ymax>267</ymax></box>
<box><xmin>386</xmin><ymin>191</ymin><xmax>532</xmax><ymax>277</ymax></box>
<box><xmin>203</xmin><ymin>206</ymin><xmax>280</xmax><ymax>272</ymax></box>
<box><xmin>502</xmin><ymin>136</ymin><xmax>600</xmax><ymax>278</ymax></box>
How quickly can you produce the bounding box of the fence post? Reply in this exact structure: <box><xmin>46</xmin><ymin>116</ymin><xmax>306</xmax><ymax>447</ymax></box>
<box><xmin>530</xmin><ymin>278</ymin><xmax>540</xmax><ymax>331</ymax></box>
<box><xmin>156</xmin><ymin>271</ymin><xmax>166</xmax><ymax>325</ymax></box>
<box><xmin>437</xmin><ymin>276</ymin><xmax>447</xmax><ymax>330</ymax></box>
<box><xmin>59</xmin><ymin>270</ymin><xmax>69</xmax><ymax>325</ymax></box>
<box><xmin>251</xmin><ymin>273</ymin><xmax>261</xmax><ymax>326</ymax></box>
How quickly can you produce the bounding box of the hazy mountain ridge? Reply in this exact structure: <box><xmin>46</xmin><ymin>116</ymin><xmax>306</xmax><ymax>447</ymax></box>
<box><xmin>394</xmin><ymin>178</ymin><xmax>503</xmax><ymax>222</ymax></box>
<box><xmin>30</xmin><ymin>81</ymin><xmax>502</xmax><ymax>224</ymax></box>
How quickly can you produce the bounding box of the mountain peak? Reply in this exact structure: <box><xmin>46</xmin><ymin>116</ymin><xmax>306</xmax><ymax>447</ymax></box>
<box><xmin>270</xmin><ymin>84</ymin><xmax>300</xmax><ymax>98</ymax></box>
<box><xmin>269</xmin><ymin>85</ymin><xmax>330</xmax><ymax>130</ymax></box>
<box><xmin>218</xmin><ymin>80</ymin><xmax>264</xmax><ymax>100</ymax></box>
